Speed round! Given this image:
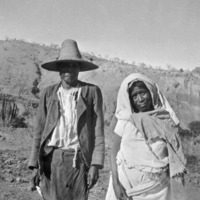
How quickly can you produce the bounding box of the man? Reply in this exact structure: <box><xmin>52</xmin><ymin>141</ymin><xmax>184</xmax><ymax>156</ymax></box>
<box><xmin>28</xmin><ymin>39</ymin><xmax>105</xmax><ymax>200</ymax></box>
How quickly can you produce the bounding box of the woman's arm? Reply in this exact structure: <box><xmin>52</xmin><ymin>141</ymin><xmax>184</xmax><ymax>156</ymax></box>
<box><xmin>111</xmin><ymin>134</ymin><xmax>129</xmax><ymax>200</ymax></box>
<box><xmin>111</xmin><ymin>134</ymin><xmax>121</xmax><ymax>182</ymax></box>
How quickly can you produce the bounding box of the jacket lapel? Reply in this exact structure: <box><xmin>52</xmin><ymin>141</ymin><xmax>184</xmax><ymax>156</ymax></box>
<box><xmin>48</xmin><ymin>83</ymin><xmax>60</xmax><ymax>126</ymax></box>
<box><xmin>51</xmin><ymin>83</ymin><xmax>60</xmax><ymax>101</ymax></box>
<box><xmin>77</xmin><ymin>82</ymin><xmax>88</xmax><ymax>123</ymax></box>
<box><xmin>41</xmin><ymin>83</ymin><xmax>60</xmax><ymax>142</ymax></box>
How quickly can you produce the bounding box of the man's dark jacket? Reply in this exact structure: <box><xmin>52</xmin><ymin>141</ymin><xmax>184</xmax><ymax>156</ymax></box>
<box><xmin>28</xmin><ymin>81</ymin><xmax>105</xmax><ymax>173</ymax></box>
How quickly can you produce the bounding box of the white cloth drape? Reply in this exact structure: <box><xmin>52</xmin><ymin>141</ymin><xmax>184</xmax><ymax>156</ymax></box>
<box><xmin>115</xmin><ymin>73</ymin><xmax>179</xmax><ymax>125</ymax></box>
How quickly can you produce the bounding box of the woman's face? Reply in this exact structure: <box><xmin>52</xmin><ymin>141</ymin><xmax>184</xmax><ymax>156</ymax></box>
<box><xmin>129</xmin><ymin>84</ymin><xmax>153</xmax><ymax>112</ymax></box>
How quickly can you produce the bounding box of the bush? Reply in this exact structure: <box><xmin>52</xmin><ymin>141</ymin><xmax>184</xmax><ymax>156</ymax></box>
<box><xmin>178</xmin><ymin>126</ymin><xmax>195</xmax><ymax>138</ymax></box>
<box><xmin>1</xmin><ymin>97</ymin><xmax>18</xmax><ymax>127</ymax></box>
<box><xmin>0</xmin><ymin>97</ymin><xmax>28</xmax><ymax>128</ymax></box>
<box><xmin>11</xmin><ymin>116</ymin><xmax>27</xmax><ymax>128</ymax></box>
<box><xmin>188</xmin><ymin>121</ymin><xmax>200</xmax><ymax>137</ymax></box>
<box><xmin>31</xmin><ymin>79</ymin><xmax>40</xmax><ymax>96</ymax></box>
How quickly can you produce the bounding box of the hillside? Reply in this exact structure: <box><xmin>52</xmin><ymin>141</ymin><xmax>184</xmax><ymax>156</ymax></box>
<box><xmin>1</xmin><ymin>39</ymin><xmax>200</xmax><ymax>129</ymax></box>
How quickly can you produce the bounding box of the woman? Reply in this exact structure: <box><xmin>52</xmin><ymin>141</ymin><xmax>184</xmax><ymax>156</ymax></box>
<box><xmin>106</xmin><ymin>73</ymin><xmax>186</xmax><ymax>200</ymax></box>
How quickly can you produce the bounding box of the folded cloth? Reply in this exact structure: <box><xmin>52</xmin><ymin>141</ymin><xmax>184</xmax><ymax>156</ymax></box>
<box><xmin>130</xmin><ymin>109</ymin><xmax>187</xmax><ymax>177</ymax></box>
<box><xmin>106</xmin><ymin>163</ymin><xmax>170</xmax><ymax>200</ymax></box>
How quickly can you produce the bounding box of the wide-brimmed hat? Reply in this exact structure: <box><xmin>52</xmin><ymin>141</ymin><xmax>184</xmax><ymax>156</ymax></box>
<box><xmin>41</xmin><ymin>39</ymin><xmax>99</xmax><ymax>72</ymax></box>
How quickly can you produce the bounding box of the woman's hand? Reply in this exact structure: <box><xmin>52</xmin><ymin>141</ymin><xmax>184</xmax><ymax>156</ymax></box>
<box><xmin>30</xmin><ymin>168</ymin><xmax>40</xmax><ymax>191</ymax></box>
<box><xmin>113</xmin><ymin>178</ymin><xmax>130</xmax><ymax>200</ymax></box>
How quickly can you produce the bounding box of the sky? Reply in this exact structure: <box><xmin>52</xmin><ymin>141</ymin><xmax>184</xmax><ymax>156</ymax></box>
<box><xmin>0</xmin><ymin>0</ymin><xmax>200</xmax><ymax>70</ymax></box>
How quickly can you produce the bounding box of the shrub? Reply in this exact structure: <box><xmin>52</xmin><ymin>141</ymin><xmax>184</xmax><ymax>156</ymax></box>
<box><xmin>0</xmin><ymin>97</ymin><xmax>28</xmax><ymax>128</ymax></box>
<box><xmin>178</xmin><ymin>126</ymin><xmax>195</xmax><ymax>138</ymax></box>
<box><xmin>180</xmin><ymin>68</ymin><xmax>184</xmax><ymax>72</ymax></box>
<box><xmin>188</xmin><ymin>121</ymin><xmax>200</xmax><ymax>137</ymax></box>
<box><xmin>31</xmin><ymin>79</ymin><xmax>40</xmax><ymax>96</ymax></box>
<box><xmin>1</xmin><ymin>97</ymin><xmax>18</xmax><ymax>127</ymax></box>
<box><xmin>11</xmin><ymin>116</ymin><xmax>27</xmax><ymax>128</ymax></box>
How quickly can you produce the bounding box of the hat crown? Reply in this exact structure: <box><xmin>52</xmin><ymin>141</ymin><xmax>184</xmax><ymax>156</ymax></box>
<box><xmin>58</xmin><ymin>39</ymin><xmax>82</xmax><ymax>60</ymax></box>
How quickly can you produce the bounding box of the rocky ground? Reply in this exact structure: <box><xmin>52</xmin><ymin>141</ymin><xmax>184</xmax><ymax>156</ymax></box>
<box><xmin>0</xmin><ymin>127</ymin><xmax>110</xmax><ymax>200</ymax></box>
<box><xmin>0</xmin><ymin>127</ymin><xmax>200</xmax><ymax>200</ymax></box>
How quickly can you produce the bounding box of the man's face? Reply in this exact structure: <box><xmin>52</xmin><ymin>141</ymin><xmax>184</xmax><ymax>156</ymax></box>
<box><xmin>58</xmin><ymin>62</ymin><xmax>80</xmax><ymax>86</ymax></box>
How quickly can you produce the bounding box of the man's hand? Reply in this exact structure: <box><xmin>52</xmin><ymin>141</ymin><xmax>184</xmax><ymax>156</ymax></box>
<box><xmin>173</xmin><ymin>174</ymin><xmax>185</xmax><ymax>186</ymax></box>
<box><xmin>30</xmin><ymin>168</ymin><xmax>40</xmax><ymax>191</ymax></box>
<box><xmin>87</xmin><ymin>165</ymin><xmax>99</xmax><ymax>189</ymax></box>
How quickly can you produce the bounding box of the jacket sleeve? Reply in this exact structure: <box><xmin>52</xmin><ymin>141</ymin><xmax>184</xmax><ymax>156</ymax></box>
<box><xmin>28</xmin><ymin>89</ymin><xmax>48</xmax><ymax>170</ymax></box>
<box><xmin>91</xmin><ymin>86</ymin><xmax>105</xmax><ymax>169</ymax></box>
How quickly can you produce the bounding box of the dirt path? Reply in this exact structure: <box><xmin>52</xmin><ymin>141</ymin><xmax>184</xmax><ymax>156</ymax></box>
<box><xmin>0</xmin><ymin>128</ymin><xmax>200</xmax><ymax>200</ymax></box>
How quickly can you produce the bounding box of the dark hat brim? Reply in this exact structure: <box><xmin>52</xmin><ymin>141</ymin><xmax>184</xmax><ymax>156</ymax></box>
<box><xmin>41</xmin><ymin>59</ymin><xmax>99</xmax><ymax>72</ymax></box>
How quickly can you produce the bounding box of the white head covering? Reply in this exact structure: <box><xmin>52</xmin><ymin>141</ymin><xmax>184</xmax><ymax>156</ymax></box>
<box><xmin>115</xmin><ymin>73</ymin><xmax>179</xmax><ymax>125</ymax></box>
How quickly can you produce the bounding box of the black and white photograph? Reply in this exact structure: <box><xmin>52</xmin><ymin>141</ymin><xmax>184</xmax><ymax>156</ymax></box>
<box><xmin>0</xmin><ymin>1</ymin><xmax>200</xmax><ymax>199</ymax></box>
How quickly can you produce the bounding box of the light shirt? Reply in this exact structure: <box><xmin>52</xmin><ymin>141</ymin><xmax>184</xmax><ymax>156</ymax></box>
<box><xmin>46</xmin><ymin>85</ymin><xmax>81</xmax><ymax>150</ymax></box>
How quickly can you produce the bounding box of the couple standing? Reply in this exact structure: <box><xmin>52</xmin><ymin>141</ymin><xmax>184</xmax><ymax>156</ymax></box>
<box><xmin>29</xmin><ymin>39</ymin><xmax>186</xmax><ymax>200</ymax></box>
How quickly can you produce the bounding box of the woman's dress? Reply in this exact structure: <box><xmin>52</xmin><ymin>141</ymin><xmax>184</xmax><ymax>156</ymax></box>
<box><xmin>106</xmin><ymin>120</ymin><xmax>171</xmax><ymax>200</ymax></box>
